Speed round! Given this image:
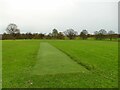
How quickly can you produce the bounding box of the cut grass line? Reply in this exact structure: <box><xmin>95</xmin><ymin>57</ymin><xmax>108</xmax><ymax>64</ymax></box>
<box><xmin>50</xmin><ymin>45</ymin><xmax>95</xmax><ymax>71</ymax></box>
<box><xmin>33</xmin><ymin>42</ymin><xmax>88</xmax><ymax>75</ymax></box>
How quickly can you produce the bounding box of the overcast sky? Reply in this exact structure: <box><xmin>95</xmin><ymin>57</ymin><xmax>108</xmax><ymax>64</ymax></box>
<box><xmin>0</xmin><ymin>0</ymin><xmax>118</xmax><ymax>34</ymax></box>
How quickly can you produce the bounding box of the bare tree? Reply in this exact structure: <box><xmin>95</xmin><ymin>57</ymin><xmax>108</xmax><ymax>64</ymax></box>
<box><xmin>64</xmin><ymin>29</ymin><xmax>77</xmax><ymax>40</ymax></box>
<box><xmin>108</xmin><ymin>30</ymin><xmax>115</xmax><ymax>35</ymax></box>
<box><xmin>52</xmin><ymin>29</ymin><xmax>58</xmax><ymax>38</ymax></box>
<box><xmin>80</xmin><ymin>30</ymin><xmax>88</xmax><ymax>40</ymax></box>
<box><xmin>99</xmin><ymin>29</ymin><xmax>107</xmax><ymax>35</ymax></box>
<box><xmin>45</xmin><ymin>33</ymin><xmax>52</xmax><ymax>39</ymax></box>
<box><xmin>94</xmin><ymin>31</ymin><xmax>99</xmax><ymax>40</ymax></box>
<box><xmin>108</xmin><ymin>30</ymin><xmax>115</xmax><ymax>40</ymax></box>
<box><xmin>98</xmin><ymin>29</ymin><xmax>107</xmax><ymax>40</ymax></box>
<box><xmin>6</xmin><ymin>23</ymin><xmax>20</xmax><ymax>34</ymax></box>
<box><xmin>57</xmin><ymin>32</ymin><xmax>65</xmax><ymax>39</ymax></box>
<box><xmin>93</xmin><ymin>29</ymin><xmax>107</xmax><ymax>40</ymax></box>
<box><xmin>94</xmin><ymin>31</ymin><xmax>99</xmax><ymax>35</ymax></box>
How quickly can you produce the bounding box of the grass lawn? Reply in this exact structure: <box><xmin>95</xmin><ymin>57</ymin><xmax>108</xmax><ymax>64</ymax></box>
<box><xmin>2</xmin><ymin>40</ymin><xmax>118</xmax><ymax>88</ymax></box>
<box><xmin>33</xmin><ymin>42</ymin><xmax>88</xmax><ymax>75</ymax></box>
<box><xmin>0</xmin><ymin>40</ymin><xmax>2</xmax><ymax>89</ymax></box>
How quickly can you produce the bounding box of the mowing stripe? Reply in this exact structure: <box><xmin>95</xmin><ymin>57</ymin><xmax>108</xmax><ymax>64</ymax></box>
<box><xmin>33</xmin><ymin>42</ymin><xmax>88</xmax><ymax>75</ymax></box>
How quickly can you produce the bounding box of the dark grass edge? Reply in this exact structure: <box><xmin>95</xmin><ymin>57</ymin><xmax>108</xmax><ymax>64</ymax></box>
<box><xmin>1</xmin><ymin>88</ymin><xmax>119</xmax><ymax>90</ymax></box>
<box><xmin>50</xmin><ymin>43</ymin><xmax>94</xmax><ymax>71</ymax></box>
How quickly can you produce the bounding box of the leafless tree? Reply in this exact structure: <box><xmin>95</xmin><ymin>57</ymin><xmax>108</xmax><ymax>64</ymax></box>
<box><xmin>52</xmin><ymin>29</ymin><xmax>58</xmax><ymax>38</ymax></box>
<box><xmin>80</xmin><ymin>30</ymin><xmax>88</xmax><ymax>40</ymax></box>
<box><xmin>64</xmin><ymin>29</ymin><xmax>77</xmax><ymax>40</ymax></box>
<box><xmin>6</xmin><ymin>23</ymin><xmax>20</xmax><ymax>34</ymax></box>
<box><xmin>108</xmin><ymin>30</ymin><xmax>115</xmax><ymax>40</ymax></box>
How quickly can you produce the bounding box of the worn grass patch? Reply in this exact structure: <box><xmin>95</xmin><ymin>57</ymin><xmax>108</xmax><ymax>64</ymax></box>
<box><xmin>33</xmin><ymin>42</ymin><xmax>88</xmax><ymax>75</ymax></box>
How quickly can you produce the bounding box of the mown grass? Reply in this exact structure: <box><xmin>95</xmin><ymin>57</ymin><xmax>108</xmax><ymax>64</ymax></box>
<box><xmin>2</xmin><ymin>40</ymin><xmax>40</xmax><ymax>88</ymax></box>
<box><xmin>0</xmin><ymin>40</ymin><xmax>2</xmax><ymax>89</ymax></box>
<box><xmin>33</xmin><ymin>42</ymin><xmax>88</xmax><ymax>75</ymax></box>
<box><xmin>49</xmin><ymin>40</ymin><xmax>118</xmax><ymax>87</ymax></box>
<box><xmin>2</xmin><ymin>40</ymin><xmax>118</xmax><ymax>88</ymax></box>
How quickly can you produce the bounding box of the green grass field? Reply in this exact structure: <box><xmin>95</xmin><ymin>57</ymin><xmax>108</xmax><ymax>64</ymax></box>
<box><xmin>2</xmin><ymin>40</ymin><xmax>118</xmax><ymax>88</ymax></box>
<box><xmin>0</xmin><ymin>40</ymin><xmax>2</xmax><ymax>89</ymax></box>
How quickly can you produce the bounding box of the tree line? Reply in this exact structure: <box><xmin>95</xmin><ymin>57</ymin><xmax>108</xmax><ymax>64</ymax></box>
<box><xmin>2</xmin><ymin>23</ymin><xmax>120</xmax><ymax>40</ymax></box>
